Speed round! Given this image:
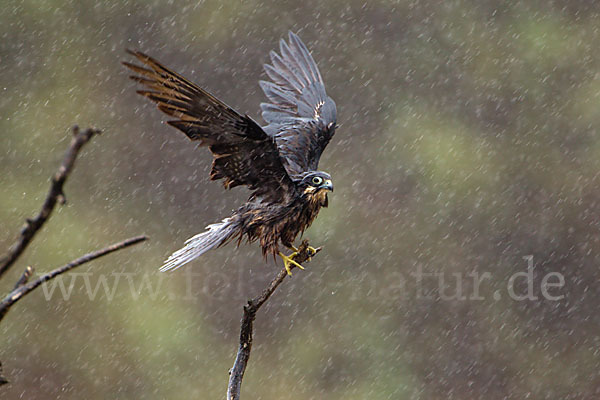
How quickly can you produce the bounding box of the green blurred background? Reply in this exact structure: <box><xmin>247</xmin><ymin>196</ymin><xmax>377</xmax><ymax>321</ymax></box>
<box><xmin>2</xmin><ymin>0</ymin><xmax>600</xmax><ymax>398</ymax></box>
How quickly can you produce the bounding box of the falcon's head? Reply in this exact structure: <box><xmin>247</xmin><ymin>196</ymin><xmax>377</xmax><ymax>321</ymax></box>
<box><xmin>299</xmin><ymin>171</ymin><xmax>333</xmax><ymax>207</ymax></box>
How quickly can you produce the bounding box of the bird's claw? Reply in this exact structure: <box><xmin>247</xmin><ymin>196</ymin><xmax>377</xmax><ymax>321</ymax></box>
<box><xmin>307</xmin><ymin>246</ymin><xmax>318</xmax><ymax>260</ymax></box>
<box><xmin>278</xmin><ymin>251</ymin><xmax>305</xmax><ymax>276</ymax></box>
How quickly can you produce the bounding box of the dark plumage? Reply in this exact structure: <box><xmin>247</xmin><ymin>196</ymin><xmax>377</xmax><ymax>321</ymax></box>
<box><xmin>123</xmin><ymin>32</ymin><xmax>337</xmax><ymax>273</ymax></box>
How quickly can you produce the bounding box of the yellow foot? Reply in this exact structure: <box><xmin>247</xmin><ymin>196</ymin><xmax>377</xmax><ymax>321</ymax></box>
<box><xmin>302</xmin><ymin>246</ymin><xmax>318</xmax><ymax>262</ymax></box>
<box><xmin>288</xmin><ymin>245</ymin><xmax>318</xmax><ymax>255</ymax></box>
<box><xmin>278</xmin><ymin>251</ymin><xmax>305</xmax><ymax>276</ymax></box>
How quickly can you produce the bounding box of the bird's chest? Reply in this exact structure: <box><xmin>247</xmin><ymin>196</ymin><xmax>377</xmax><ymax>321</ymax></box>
<box><xmin>286</xmin><ymin>192</ymin><xmax>327</xmax><ymax>232</ymax></box>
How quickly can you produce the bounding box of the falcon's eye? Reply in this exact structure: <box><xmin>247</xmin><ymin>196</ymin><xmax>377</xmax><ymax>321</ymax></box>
<box><xmin>311</xmin><ymin>176</ymin><xmax>323</xmax><ymax>185</ymax></box>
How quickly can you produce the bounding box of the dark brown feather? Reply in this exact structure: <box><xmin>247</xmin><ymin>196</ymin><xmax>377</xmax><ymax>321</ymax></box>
<box><xmin>225</xmin><ymin>187</ymin><xmax>327</xmax><ymax>258</ymax></box>
<box><xmin>123</xmin><ymin>50</ymin><xmax>292</xmax><ymax>202</ymax></box>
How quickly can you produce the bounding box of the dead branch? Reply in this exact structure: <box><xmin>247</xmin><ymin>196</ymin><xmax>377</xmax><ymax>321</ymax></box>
<box><xmin>0</xmin><ymin>126</ymin><xmax>102</xmax><ymax>279</ymax></box>
<box><xmin>0</xmin><ymin>126</ymin><xmax>147</xmax><ymax>387</ymax></box>
<box><xmin>227</xmin><ymin>240</ymin><xmax>321</xmax><ymax>400</ymax></box>
<box><xmin>0</xmin><ymin>235</ymin><xmax>147</xmax><ymax>323</ymax></box>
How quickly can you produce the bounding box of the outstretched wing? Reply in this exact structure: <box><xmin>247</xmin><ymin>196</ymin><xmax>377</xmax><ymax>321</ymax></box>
<box><xmin>260</xmin><ymin>32</ymin><xmax>337</xmax><ymax>178</ymax></box>
<box><xmin>123</xmin><ymin>50</ymin><xmax>292</xmax><ymax>202</ymax></box>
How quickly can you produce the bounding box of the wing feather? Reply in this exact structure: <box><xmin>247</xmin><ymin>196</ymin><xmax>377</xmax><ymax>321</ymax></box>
<box><xmin>123</xmin><ymin>50</ymin><xmax>292</xmax><ymax>201</ymax></box>
<box><xmin>260</xmin><ymin>32</ymin><xmax>337</xmax><ymax>177</ymax></box>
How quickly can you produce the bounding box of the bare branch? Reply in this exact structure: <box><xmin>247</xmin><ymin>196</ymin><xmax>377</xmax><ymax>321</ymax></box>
<box><xmin>0</xmin><ymin>126</ymin><xmax>102</xmax><ymax>279</ymax></box>
<box><xmin>227</xmin><ymin>240</ymin><xmax>321</xmax><ymax>400</ymax></box>
<box><xmin>0</xmin><ymin>235</ymin><xmax>148</xmax><ymax>322</ymax></box>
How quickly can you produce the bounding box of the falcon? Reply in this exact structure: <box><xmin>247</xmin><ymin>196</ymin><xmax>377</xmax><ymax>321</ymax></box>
<box><xmin>123</xmin><ymin>32</ymin><xmax>337</xmax><ymax>274</ymax></box>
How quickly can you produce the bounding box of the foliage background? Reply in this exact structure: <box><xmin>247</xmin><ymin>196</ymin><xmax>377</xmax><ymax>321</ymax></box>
<box><xmin>2</xmin><ymin>0</ymin><xmax>599</xmax><ymax>398</ymax></box>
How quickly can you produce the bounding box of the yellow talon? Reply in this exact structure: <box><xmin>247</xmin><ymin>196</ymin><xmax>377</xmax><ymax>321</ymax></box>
<box><xmin>305</xmin><ymin>246</ymin><xmax>318</xmax><ymax>262</ymax></box>
<box><xmin>278</xmin><ymin>251</ymin><xmax>305</xmax><ymax>276</ymax></box>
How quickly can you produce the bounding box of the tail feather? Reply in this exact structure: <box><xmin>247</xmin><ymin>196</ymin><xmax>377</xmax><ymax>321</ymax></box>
<box><xmin>160</xmin><ymin>217</ymin><xmax>238</xmax><ymax>272</ymax></box>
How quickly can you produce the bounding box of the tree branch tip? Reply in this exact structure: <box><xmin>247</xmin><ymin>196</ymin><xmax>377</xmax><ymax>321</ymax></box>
<box><xmin>121</xmin><ymin>234</ymin><xmax>149</xmax><ymax>247</ymax></box>
<box><xmin>122</xmin><ymin>235</ymin><xmax>149</xmax><ymax>244</ymax></box>
<box><xmin>244</xmin><ymin>302</ymin><xmax>256</xmax><ymax>314</ymax></box>
<box><xmin>87</xmin><ymin>127</ymin><xmax>103</xmax><ymax>136</ymax></box>
<box><xmin>71</xmin><ymin>125</ymin><xmax>102</xmax><ymax>138</ymax></box>
<box><xmin>14</xmin><ymin>266</ymin><xmax>34</xmax><ymax>290</ymax></box>
<box><xmin>116</xmin><ymin>234</ymin><xmax>149</xmax><ymax>248</ymax></box>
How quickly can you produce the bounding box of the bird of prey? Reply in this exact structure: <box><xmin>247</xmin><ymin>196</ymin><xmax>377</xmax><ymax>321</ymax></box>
<box><xmin>123</xmin><ymin>32</ymin><xmax>337</xmax><ymax>274</ymax></box>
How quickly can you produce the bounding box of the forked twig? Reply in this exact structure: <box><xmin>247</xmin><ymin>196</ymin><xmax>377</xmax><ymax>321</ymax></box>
<box><xmin>0</xmin><ymin>126</ymin><xmax>102</xmax><ymax>279</ymax></box>
<box><xmin>0</xmin><ymin>235</ymin><xmax>148</xmax><ymax>323</ymax></box>
<box><xmin>0</xmin><ymin>126</ymin><xmax>147</xmax><ymax>387</ymax></box>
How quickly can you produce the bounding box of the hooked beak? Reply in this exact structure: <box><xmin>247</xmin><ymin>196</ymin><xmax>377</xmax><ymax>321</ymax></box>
<box><xmin>321</xmin><ymin>179</ymin><xmax>334</xmax><ymax>192</ymax></box>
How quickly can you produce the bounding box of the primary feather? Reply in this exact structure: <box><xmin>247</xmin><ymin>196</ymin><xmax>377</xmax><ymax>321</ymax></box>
<box><xmin>260</xmin><ymin>32</ymin><xmax>337</xmax><ymax>177</ymax></box>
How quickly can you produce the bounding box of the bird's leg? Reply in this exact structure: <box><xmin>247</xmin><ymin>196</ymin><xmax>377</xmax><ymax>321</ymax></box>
<box><xmin>278</xmin><ymin>251</ymin><xmax>305</xmax><ymax>276</ymax></box>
